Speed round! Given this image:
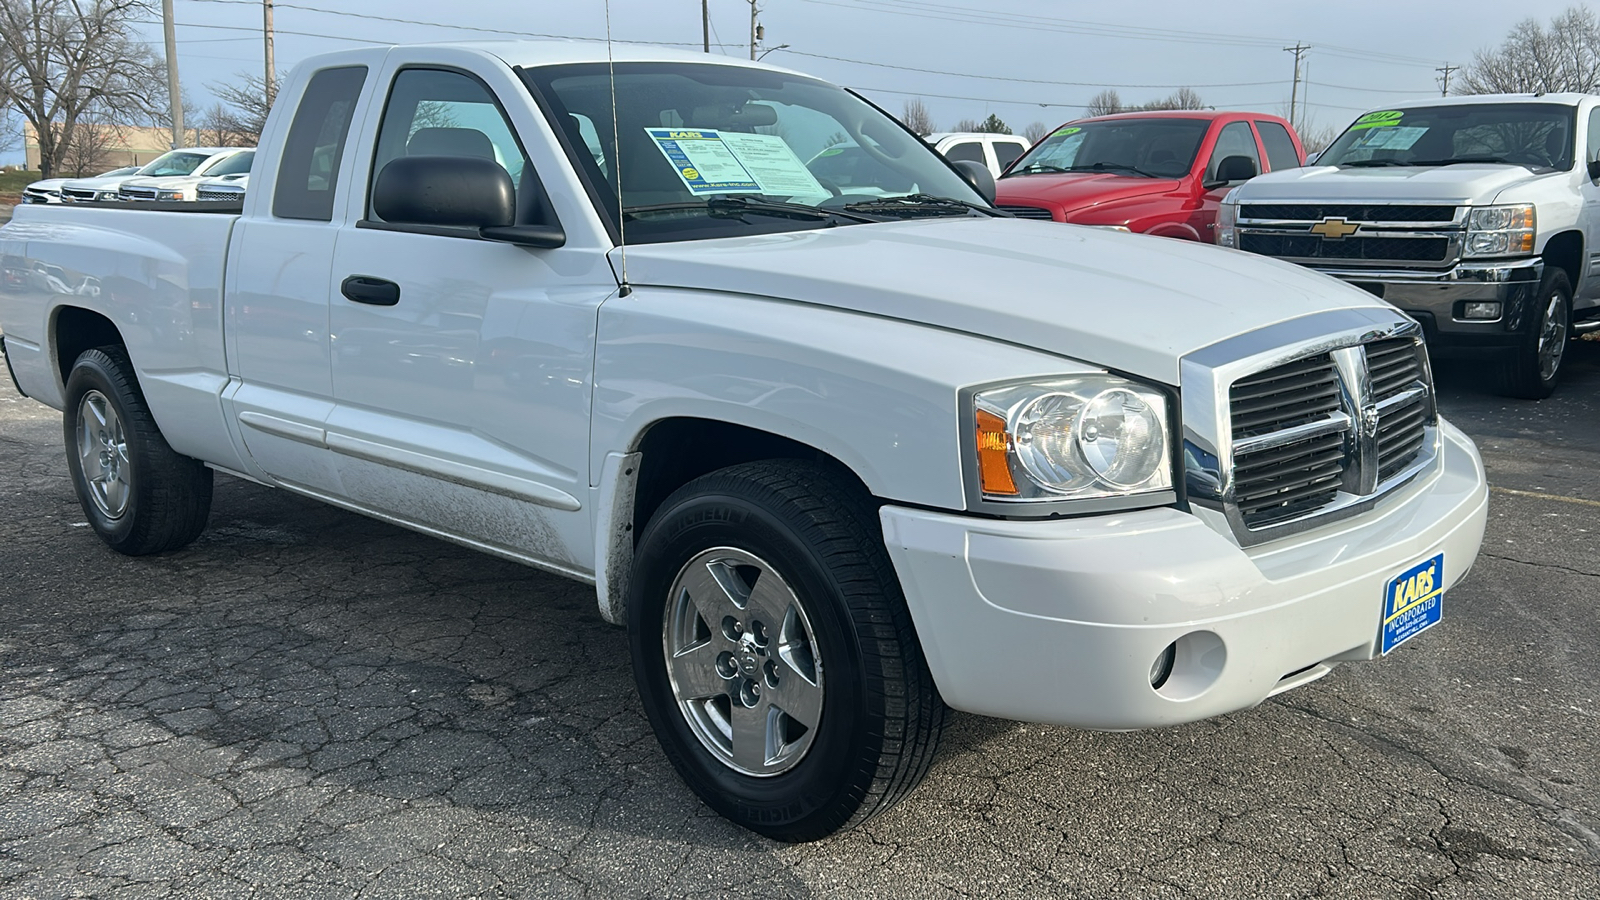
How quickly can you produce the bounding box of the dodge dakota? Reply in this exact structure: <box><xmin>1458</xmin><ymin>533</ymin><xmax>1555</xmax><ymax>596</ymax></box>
<box><xmin>0</xmin><ymin>42</ymin><xmax>1488</xmax><ymax>840</ymax></box>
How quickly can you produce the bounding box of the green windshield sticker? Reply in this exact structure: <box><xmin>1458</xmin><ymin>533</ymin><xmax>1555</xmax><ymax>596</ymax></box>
<box><xmin>816</xmin><ymin>147</ymin><xmax>845</xmax><ymax>157</ymax></box>
<box><xmin>1051</xmin><ymin>126</ymin><xmax>1082</xmax><ymax>137</ymax></box>
<box><xmin>1351</xmin><ymin>110</ymin><xmax>1404</xmax><ymax>130</ymax></box>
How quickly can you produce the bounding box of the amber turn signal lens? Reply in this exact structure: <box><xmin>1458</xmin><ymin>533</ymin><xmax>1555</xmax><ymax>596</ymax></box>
<box><xmin>976</xmin><ymin>409</ymin><xmax>1018</xmax><ymax>496</ymax></box>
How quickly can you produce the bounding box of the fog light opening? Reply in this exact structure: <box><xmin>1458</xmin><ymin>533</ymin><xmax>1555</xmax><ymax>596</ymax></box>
<box><xmin>1153</xmin><ymin>631</ymin><xmax>1227</xmax><ymax>701</ymax></box>
<box><xmin>1461</xmin><ymin>301</ymin><xmax>1502</xmax><ymax>321</ymax></box>
<box><xmin>1149</xmin><ymin>642</ymin><xmax>1177</xmax><ymax>689</ymax></box>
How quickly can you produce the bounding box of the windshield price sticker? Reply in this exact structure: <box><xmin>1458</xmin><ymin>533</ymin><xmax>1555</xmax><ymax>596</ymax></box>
<box><xmin>646</xmin><ymin>128</ymin><xmax>828</xmax><ymax>201</ymax></box>
<box><xmin>1351</xmin><ymin>126</ymin><xmax>1428</xmax><ymax>151</ymax></box>
<box><xmin>1351</xmin><ymin>110</ymin><xmax>1405</xmax><ymax>130</ymax></box>
<box><xmin>1380</xmin><ymin>553</ymin><xmax>1444</xmax><ymax>654</ymax></box>
<box><xmin>646</xmin><ymin>129</ymin><xmax>761</xmax><ymax>194</ymax></box>
<box><xmin>1051</xmin><ymin>126</ymin><xmax>1082</xmax><ymax>137</ymax></box>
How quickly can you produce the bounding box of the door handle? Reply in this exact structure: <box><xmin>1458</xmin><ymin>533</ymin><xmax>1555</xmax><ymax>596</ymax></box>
<box><xmin>340</xmin><ymin>275</ymin><xmax>400</xmax><ymax>306</ymax></box>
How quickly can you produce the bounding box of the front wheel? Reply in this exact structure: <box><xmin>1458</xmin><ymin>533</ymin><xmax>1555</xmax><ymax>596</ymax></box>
<box><xmin>1499</xmin><ymin>268</ymin><xmax>1571</xmax><ymax>399</ymax></box>
<box><xmin>627</xmin><ymin>461</ymin><xmax>944</xmax><ymax>841</ymax></box>
<box><xmin>63</xmin><ymin>347</ymin><xmax>213</xmax><ymax>555</ymax></box>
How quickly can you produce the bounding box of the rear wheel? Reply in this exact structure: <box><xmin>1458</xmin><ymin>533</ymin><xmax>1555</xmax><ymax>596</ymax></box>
<box><xmin>63</xmin><ymin>347</ymin><xmax>213</xmax><ymax>555</ymax></box>
<box><xmin>1499</xmin><ymin>268</ymin><xmax>1571</xmax><ymax>399</ymax></box>
<box><xmin>628</xmin><ymin>461</ymin><xmax>944</xmax><ymax>841</ymax></box>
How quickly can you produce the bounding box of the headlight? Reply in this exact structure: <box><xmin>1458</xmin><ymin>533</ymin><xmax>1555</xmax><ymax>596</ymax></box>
<box><xmin>972</xmin><ymin>376</ymin><xmax>1173</xmax><ymax>503</ymax></box>
<box><xmin>157</xmin><ymin>190</ymin><xmax>184</xmax><ymax>201</ymax></box>
<box><xmin>1464</xmin><ymin>203</ymin><xmax>1534</xmax><ymax>258</ymax></box>
<box><xmin>98</xmin><ymin>191</ymin><xmax>119</xmax><ymax>201</ymax></box>
<box><xmin>1215</xmin><ymin>187</ymin><xmax>1242</xmax><ymax>248</ymax></box>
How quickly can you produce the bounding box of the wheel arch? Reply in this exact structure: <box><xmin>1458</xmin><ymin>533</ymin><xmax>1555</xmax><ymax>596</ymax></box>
<box><xmin>52</xmin><ymin>305</ymin><xmax>127</xmax><ymax>394</ymax></box>
<box><xmin>1541</xmin><ymin>229</ymin><xmax>1583</xmax><ymax>289</ymax></box>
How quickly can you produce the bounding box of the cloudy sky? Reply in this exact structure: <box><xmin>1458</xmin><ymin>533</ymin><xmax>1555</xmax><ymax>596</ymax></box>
<box><xmin>1</xmin><ymin>0</ymin><xmax>1583</xmax><ymax>165</ymax></box>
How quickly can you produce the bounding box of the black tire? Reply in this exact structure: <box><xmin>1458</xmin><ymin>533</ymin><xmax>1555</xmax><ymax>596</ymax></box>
<box><xmin>62</xmin><ymin>346</ymin><xmax>213</xmax><ymax>555</ymax></box>
<box><xmin>1499</xmin><ymin>268</ymin><xmax>1571</xmax><ymax>399</ymax></box>
<box><xmin>627</xmin><ymin>460</ymin><xmax>945</xmax><ymax>842</ymax></box>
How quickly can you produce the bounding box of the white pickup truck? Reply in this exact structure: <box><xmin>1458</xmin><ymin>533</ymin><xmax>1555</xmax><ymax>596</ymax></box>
<box><xmin>0</xmin><ymin>42</ymin><xmax>1488</xmax><ymax>841</ymax></box>
<box><xmin>1218</xmin><ymin>94</ymin><xmax>1600</xmax><ymax>398</ymax></box>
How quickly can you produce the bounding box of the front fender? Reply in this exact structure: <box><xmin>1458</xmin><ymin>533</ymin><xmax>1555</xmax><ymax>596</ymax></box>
<box><xmin>590</xmin><ymin>286</ymin><xmax>1099</xmax><ymax>510</ymax></box>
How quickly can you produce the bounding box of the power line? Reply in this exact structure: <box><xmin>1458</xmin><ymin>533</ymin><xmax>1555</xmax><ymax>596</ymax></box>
<box><xmin>775</xmin><ymin>48</ymin><xmax>1287</xmax><ymax>89</ymax></box>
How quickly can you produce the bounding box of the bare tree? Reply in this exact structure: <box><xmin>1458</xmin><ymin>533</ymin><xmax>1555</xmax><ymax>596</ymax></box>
<box><xmin>1086</xmin><ymin>87</ymin><xmax>1205</xmax><ymax>117</ymax></box>
<box><xmin>58</xmin><ymin>105</ymin><xmax>129</xmax><ymax>175</ymax></box>
<box><xmin>0</xmin><ymin>109</ymin><xmax>18</xmax><ymax>160</ymax></box>
<box><xmin>1023</xmin><ymin>121</ymin><xmax>1052</xmax><ymax>143</ymax></box>
<box><xmin>1459</xmin><ymin>6</ymin><xmax>1600</xmax><ymax>94</ymax></box>
<box><xmin>195</xmin><ymin>102</ymin><xmax>252</xmax><ymax>148</ymax></box>
<box><xmin>1086</xmin><ymin>89</ymin><xmax>1123</xmax><ymax>117</ymax></box>
<box><xmin>208</xmin><ymin>71</ymin><xmax>281</xmax><ymax>145</ymax></box>
<box><xmin>0</xmin><ymin>0</ymin><xmax>166</xmax><ymax>178</ymax></box>
<box><xmin>952</xmin><ymin>118</ymin><xmax>982</xmax><ymax>133</ymax></box>
<box><xmin>901</xmin><ymin>98</ymin><xmax>935</xmax><ymax>137</ymax></box>
<box><xmin>1297</xmin><ymin>121</ymin><xmax>1344</xmax><ymax>155</ymax></box>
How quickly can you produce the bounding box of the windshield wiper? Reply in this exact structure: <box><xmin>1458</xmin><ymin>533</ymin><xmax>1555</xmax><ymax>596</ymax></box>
<box><xmin>838</xmin><ymin>193</ymin><xmax>1000</xmax><ymax>217</ymax></box>
<box><xmin>1340</xmin><ymin>158</ymin><xmax>1415</xmax><ymax>167</ymax></box>
<box><xmin>623</xmin><ymin>196</ymin><xmax>877</xmax><ymax>224</ymax></box>
<box><xmin>1004</xmin><ymin>163</ymin><xmax>1070</xmax><ymax>176</ymax></box>
<box><xmin>1408</xmin><ymin>156</ymin><xmax>1514</xmax><ymax>166</ymax></box>
<box><xmin>1063</xmin><ymin>162</ymin><xmax>1160</xmax><ymax>178</ymax></box>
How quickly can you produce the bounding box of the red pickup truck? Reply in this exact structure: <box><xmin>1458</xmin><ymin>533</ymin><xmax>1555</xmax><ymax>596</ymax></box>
<box><xmin>994</xmin><ymin>110</ymin><xmax>1304</xmax><ymax>242</ymax></box>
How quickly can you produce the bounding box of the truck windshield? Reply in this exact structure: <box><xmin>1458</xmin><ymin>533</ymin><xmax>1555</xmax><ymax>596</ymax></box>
<box><xmin>1320</xmin><ymin>104</ymin><xmax>1576</xmax><ymax>171</ymax></box>
<box><xmin>203</xmin><ymin>151</ymin><xmax>255</xmax><ymax>177</ymax></box>
<box><xmin>137</xmin><ymin>151</ymin><xmax>213</xmax><ymax>177</ymax></box>
<box><xmin>1004</xmin><ymin>118</ymin><xmax>1208</xmax><ymax>180</ymax></box>
<box><xmin>521</xmin><ymin>62</ymin><xmax>987</xmax><ymax>244</ymax></box>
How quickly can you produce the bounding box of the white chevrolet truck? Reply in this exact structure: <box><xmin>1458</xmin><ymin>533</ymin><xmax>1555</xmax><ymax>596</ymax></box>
<box><xmin>0</xmin><ymin>43</ymin><xmax>1488</xmax><ymax>840</ymax></box>
<box><xmin>1218</xmin><ymin>94</ymin><xmax>1600</xmax><ymax>398</ymax></box>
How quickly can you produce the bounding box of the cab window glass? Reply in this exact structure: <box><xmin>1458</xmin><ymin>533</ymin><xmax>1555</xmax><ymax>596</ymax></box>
<box><xmin>943</xmin><ymin>141</ymin><xmax>985</xmax><ymax>164</ymax></box>
<box><xmin>274</xmin><ymin>65</ymin><xmax>367</xmax><ymax>221</ymax></box>
<box><xmin>1255</xmin><ymin>121</ymin><xmax>1300</xmax><ymax>171</ymax></box>
<box><xmin>368</xmin><ymin>68</ymin><xmax>534</xmax><ymax>223</ymax></box>
<box><xmin>1588</xmin><ymin>108</ymin><xmax>1600</xmax><ymax>161</ymax></box>
<box><xmin>993</xmin><ymin>140</ymin><xmax>1027</xmax><ymax>170</ymax></box>
<box><xmin>1208</xmin><ymin>121</ymin><xmax>1260</xmax><ymax>181</ymax></box>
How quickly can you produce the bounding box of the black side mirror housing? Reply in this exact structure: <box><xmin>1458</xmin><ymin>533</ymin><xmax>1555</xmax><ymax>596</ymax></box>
<box><xmin>1212</xmin><ymin>155</ymin><xmax>1259</xmax><ymax>186</ymax></box>
<box><xmin>953</xmin><ymin>159</ymin><xmax>996</xmax><ymax>205</ymax></box>
<box><xmin>373</xmin><ymin>155</ymin><xmax>515</xmax><ymax>228</ymax></box>
<box><xmin>1588</xmin><ymin>158</ymin><xmax>1600</xmax><ymax>181</ymax></box>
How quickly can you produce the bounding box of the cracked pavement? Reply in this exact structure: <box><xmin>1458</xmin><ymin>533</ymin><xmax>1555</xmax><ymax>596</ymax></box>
<box><xmin>2</xmin><ymin>344</ymin><xmax>1598</xmax><ymax>899</ymax></box>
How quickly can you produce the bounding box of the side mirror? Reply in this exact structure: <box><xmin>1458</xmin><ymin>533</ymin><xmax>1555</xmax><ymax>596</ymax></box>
<box><xmin>373</xmin><ymin>155</ymin><xmax>514</xmax><ymax>228</ymax></box>
<box><xmin>1213</xmin><ymin>155</ymin><xmax>1259</xmax><ymax>185</ymax></box>
<box><xmin>1305</xmin><ymin>151</ymin><xmax>1322</xmax><ymax>165</ymax></box>
<box><xmin>1588</xmin><ymin>158</ymin><xmax>1600</xmax><ymax>181</ymax></box>
<box><xmin>953</xmin><ymin>159</ymin><xmax>996</xmax><ymax>205</ymax></box>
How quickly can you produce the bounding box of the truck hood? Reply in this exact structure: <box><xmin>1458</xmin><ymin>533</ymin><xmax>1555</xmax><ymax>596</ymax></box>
<box><xmin>617</xmin><ymin>218</ymin><xmax>1394</xmax><ymax>385</ymax></box>
<box><xmin>994</xmin><ymin>172</ymin><xmax>1178</xmax><ymax>212</ymax></box>
<box><xmin>61</xmin><ymin>174</ymin><xmax>142</xmax><ymax>191</ymax></box>
<box><xmin>1236</xmin><ymin>163</ymin><xmax>1550</xmax><ymax>204</ymax></box>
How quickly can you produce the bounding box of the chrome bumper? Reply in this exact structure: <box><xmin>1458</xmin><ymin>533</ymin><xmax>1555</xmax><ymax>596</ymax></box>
<box><xmin>1313</xmin><ymin>257</ymin><xmax>1543</xmax><ymax>345</ymax></box>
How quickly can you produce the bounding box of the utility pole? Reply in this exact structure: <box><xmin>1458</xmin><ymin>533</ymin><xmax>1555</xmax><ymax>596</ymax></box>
<box><xmin>1436</xmin><ymin>63</ymin><xmax>1459</xmax><ymax>97</ymax></box>
<box><xmin>162</xmin><ymin>0</ymin><xmax>183</xmax><ymax>148</ymax></box>
<box><xmin>702</xmin><ymin>0</ymin><xmax>710</xmax><ymax>52</ymax></box>
<box><xmin>748</xmin><ymin>0</ymin><xmax>758</xmax><ymax>60</ymax></box>
<box><xmin>1283</xmin><ymin>42</ymin><xmax>1309</xmax><ymax>133</ymax></box>
<box><xmin>264</xmin><ymin>0</ymin><xmax>277</xmax><ymax>107</ymax></box>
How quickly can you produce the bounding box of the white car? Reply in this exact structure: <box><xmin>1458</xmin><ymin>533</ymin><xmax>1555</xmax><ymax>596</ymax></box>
<box><xmin>22</xmin><ymin>167</ymin><xmax>140</xmax><ymax>204</ymax></box>
<box><xmin>195</xmin><ymin>172</ymin><xmax>249</xmax><ymax>202</ymax></box>
<box><xmin>118</xmin><ymin>148</ymin><xmax>255</xmax><ymax>201</ymax></box>
<box><xmin>927</xmin><ymin>131</ymin><xmax>1032</xmax><ymax>178</ymax></box>
<box><xmin>59</xmin><ymin>148</ymin><xmax>243</xmax><ymax>202</ymax></box>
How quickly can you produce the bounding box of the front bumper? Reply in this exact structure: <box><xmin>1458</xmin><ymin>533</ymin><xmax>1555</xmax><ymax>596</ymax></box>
<box><xmin>1314</xmin><ymin>258</ymin><xmax>1542</xmax><ymax>349</ymax></box>
<box><xmin>880</xmin><ymin>419</ymin><xmax>1488</xmax><ymax>730</ymax></box>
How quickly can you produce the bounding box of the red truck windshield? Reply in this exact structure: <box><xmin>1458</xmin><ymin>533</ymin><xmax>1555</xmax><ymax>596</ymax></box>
<box><xmin>1005</xmin><ymin>118</ymin><xmax>1209</xmax><ymax>180</ymax></box>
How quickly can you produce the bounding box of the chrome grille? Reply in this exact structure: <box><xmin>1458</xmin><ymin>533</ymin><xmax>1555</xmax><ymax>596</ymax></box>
<box><xmin>119</xmin><ymin>186</ymin><xmax>158</xmax><ymax>201</ymax></box>
<box><xmin>62</xmin><ymin>188</ymin><xmax>98</xmax><ymax>202</ymax></box>
<box><xmin>1240</xmin><ymin>204</ymin><xmax>1457</xmax><ymax>224</ymax></box>
<box><xmin>998</xmin><ymin>205</ymin><xmax>1054</xmax><ymax>220</ymax></box>
<box><xmin>1366</xmin><ymin>339</ymin><xmax>1429</xmax><ymax>481</ymax></box>
<box><xmin>1219</xmin><ymin>335</ymin><xmax>1437</xmax><ymax>538</ymax></box>
<box><xmin>197</xmin><ymin>186</ymin><xmax>243</xmax><ymax>201</ymax></box>
<box><xmin>1239</xmin><ymin>233</ymin><xmax>1450</xmax><ymax>263</ymax></box>
<box><xmin>1229</xmin><ymin>354</ymin><xmax>1348</xmax><ymax>528</ymax></box>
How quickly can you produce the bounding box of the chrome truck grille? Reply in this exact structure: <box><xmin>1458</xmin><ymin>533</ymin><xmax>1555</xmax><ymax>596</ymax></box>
<box><xmin>61</xmin><ymin>187</ymin><xmax>100</xmax><ymax>202</ymax></box>
<box><xmin>1235</xmin><ymin>204</ymin><xmax>1463</xmax><ymax>269</ymax></box>
<box><xmin>119</xmin><ymin>186</ymin><xmax>159</xmax><ymax>201</ymax></box>
<box><xmin>1181</xmin><ymin>311</ymin><xmax>1439</xmax><ymax>545</ymax></box>
<box><xmin>197</xmin><ymin>185</ymin><xmax>244</xmax><ymax>201</ymax></box>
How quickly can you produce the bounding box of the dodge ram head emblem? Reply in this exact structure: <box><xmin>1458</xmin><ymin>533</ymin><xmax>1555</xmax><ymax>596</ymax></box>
<box><xmin>1362</xmin><ymin>404</ymin><xmax>1381</xmax><ymax>438</ymax></box>
<box><xmin>1310</xmin><ymin>217</ymin><xmax>1361</xmax><ymax>240</ymax></box>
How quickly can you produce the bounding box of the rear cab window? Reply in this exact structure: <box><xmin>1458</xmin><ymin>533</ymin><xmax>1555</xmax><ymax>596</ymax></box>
<box><xmin>1255</xmin><ymin>120</ymin><xmax>1301</xmax><ymax>171</ymax></box>
<box><xmin>273</xmin><ymin>66</ymin><xmax>368</xmax><ymax>220</ymax></box>
<box><xmin>992</xmin><ymin>140</ymin><xmax>1028</xmax><ymax>171</ymax></box>
<box><xmin>943</xmin><ymin>141</ymin><xmax>985</xmax><ymax>164</ymax></box>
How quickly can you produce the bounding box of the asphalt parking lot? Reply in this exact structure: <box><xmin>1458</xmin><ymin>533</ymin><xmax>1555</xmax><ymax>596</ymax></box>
<box><xmin>1</xmin><ymin>343</ymin><xmax>1597</xmax><ymax>899</ymax></box>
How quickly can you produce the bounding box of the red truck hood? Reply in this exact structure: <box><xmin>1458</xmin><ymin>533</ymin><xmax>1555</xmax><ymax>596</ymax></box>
<box><xmin>995</xmin><ymin>172</ymin><xmax>1180</xmax><ymax>213</ymax></box>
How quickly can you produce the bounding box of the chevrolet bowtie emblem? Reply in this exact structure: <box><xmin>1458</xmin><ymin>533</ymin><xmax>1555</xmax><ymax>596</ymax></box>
<box><xmin>1309</xmin><ymin>217</ymin><xmax>1361</xmax><ymax>240</ymax></box>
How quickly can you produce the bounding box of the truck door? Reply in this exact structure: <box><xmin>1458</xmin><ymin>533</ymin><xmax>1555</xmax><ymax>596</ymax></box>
<box><xmin>1193</xmin><ymin>120</ymin><xmax>1262</xmax><ymax>241</ymax></box>
<box><xmin>326</xmin><ymin>64</ymin><xmax>613</xmax><ymax>575</ymax></box>
<box><xmin>1580</xmin><ymin>107</ymin><xmax>1600</xmax><ymax>302</ymax></box>
<box><xmin>225</xmin><ymin>64</ymin><xmax>370</xmax><ymax>493</ymax></box>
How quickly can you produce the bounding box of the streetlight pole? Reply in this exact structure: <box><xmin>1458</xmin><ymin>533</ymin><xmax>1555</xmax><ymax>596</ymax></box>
<box><xmin>264</xmin><ymin>0</ymin><xmax>276</xmax><ymax>107</ymax></box>
<box><xmin>162</xmin><ymin>0</ymin><xmax>183</xmax><ymax>148</ymax></box>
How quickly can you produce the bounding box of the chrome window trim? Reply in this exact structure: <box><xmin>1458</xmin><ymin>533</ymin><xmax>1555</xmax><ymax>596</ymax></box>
<box><xmin>1181</xmin><ymin>308</ymin><xmax>1440</xmax><ymax>547</ymax></box>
